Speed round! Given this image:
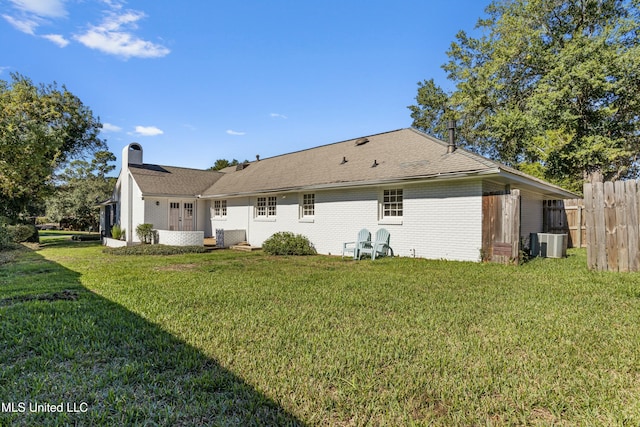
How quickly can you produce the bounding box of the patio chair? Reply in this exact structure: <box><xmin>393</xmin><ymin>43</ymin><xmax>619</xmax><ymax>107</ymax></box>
<box><xmin>358</xmin><ymin>228</ymin><xmax>393</xmax><ymax>260</ymax></box>
<box><xmin>342</xmin><ymin>228</ymin><xmax>371</xmax><ymax>259</ymax></box>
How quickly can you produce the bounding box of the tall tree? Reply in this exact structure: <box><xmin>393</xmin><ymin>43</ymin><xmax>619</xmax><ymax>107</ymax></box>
<box><xmin>46</xmin><ymin>151</ymin><xmax>116</xmax><ymax>231</ymax></box>
<box><xmin>410</xmin><ymin>0</ymin><xmax>640</xmax><ymax>191</ymax></box>
<box><xmin>0</xmin><ymin>73</ymin><xmax>105</xmax><ymax>219</ymax></box>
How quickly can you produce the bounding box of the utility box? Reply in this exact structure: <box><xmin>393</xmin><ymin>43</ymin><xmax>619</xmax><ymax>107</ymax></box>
<box><xmin>530</xmin><ymin>233</ymin><xmax>568</xmax><ymax>258</ymax></box>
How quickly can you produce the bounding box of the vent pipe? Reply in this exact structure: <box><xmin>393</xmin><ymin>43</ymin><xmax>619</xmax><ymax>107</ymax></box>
<box><xmin>447</xmin><ymin>120</ymin><xmax>456</xmax><ymax>153</ymax></box>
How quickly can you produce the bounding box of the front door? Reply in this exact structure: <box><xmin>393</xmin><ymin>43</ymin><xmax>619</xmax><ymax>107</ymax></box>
<box><xmin>169</xmin><ymin>201</ymin><xmax>195</xmax><ymax>231</ymax></box>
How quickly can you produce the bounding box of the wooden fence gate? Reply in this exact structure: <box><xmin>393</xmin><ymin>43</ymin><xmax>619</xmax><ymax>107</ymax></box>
<box><xmin>482</xmin><ymin>190</ymin><xmax>520</xmax><ymax>264</ymax></box>
<box><xmin>543</xmin><ymin>199</ymin><xmax>586</xmax><ymax>248</ymax></box>
<box><xmin>584</xmin><ymin>180</ymin><xmax>640</xmax><ymax>272</ymax></box>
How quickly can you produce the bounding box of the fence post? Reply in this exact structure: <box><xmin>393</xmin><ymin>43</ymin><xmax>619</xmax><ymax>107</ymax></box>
<box><xmin>629</xmin><ymin>180</ymin><xmax>640</xmax><ymax>271</ymax></box>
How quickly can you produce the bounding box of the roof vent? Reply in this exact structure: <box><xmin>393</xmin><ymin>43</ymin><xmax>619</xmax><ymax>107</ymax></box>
<box><xmin>341</xmin><ymin>156</ymin><xmax>348</xmax><ymax>164</ymax></box>
<box><xmin>355</xmin><ymin>137</ymin><xmax>369</xmax><ymax>146</ymax></box>
<box><xmin>236</xmin><ymin>162</ymin><xmax>250</xmax><ymax>171</ymax></box>
<box><xmin>371</xmin><ymin>159</ymin><xmax>379</xmax><ymax>168</ymax></box>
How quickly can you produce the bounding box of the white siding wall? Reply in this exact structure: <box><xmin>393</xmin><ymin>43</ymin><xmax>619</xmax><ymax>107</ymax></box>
<box><xmin>520</xmin><ymin>190</ymin><xmax>543</xmax><ymax>242</ymax></box>
<box><xmin>209</xmin><ymin>180</ymin><xmax>484</xmax><ymax>262</ymax></box>
<box><xmin>197</xmin><ymin>200</ymin><xmax>212</xmax><ymax>236</ymax></box>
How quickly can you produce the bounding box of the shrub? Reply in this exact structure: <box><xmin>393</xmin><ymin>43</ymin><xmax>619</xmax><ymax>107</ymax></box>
<box><xmin>104</xmin><ymin>245</ymin><xmax>209</xmax><ymax>256</ymax></box>
<box><xmin>71</xmin><ymin>234</ymin><xmax>102</xmax><ymax>241</ymax></box>
<box><xmin>0</xmin><ymin>219</ymin><xmax>10</xmax><ymax>250</ymax></box>
<box><xmin>262</xmin><ymin>232</ymin><xmax>316</xmax><ymax>256</ymax></box>
<box><xmin>136</xmin><ymin>223</ymin><xmax>156</xmax><ymax>244</ymax></box>
<box><xmin>7</xmin><ymin>224</ymin><xmax>39</xmax><ymax>243</ymax></box>
<box><xmin>111</xmin><ymin>224</ymin><xmax>122</xmax><ymax>240</ymax></box>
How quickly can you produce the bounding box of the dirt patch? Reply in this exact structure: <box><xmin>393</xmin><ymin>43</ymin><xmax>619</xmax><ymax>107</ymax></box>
<box><xmin>0</xmin><ymin>289</ymin><xmax>79</xmax><ymax>306</ymax></box>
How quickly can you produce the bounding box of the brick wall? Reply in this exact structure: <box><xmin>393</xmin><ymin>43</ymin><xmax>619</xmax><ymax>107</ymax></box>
<box><xmin>156</xmin><ymin>230</ymin><xmax>204</xmax><ymax>246</ymax></box>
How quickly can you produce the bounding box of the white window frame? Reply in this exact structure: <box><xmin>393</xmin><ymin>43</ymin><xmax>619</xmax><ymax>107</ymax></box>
<box><xmin>213</xmin><ymin>200</ymin><xmax>227</xmax><ymax>218</ymax></box>
<box><xmin>255</xmin><ymin>196</ymin><xmax>277</xmax><ymax>220</ymax></box>
<box><xmin>379</xmin><ymin>188</ymin><xmax>403</xmax><ymax>225</ymax></box>
<box><xmin>299</xmin><ymin>193</ymin><xmax>315</xmax><ymax>221</ymax></box>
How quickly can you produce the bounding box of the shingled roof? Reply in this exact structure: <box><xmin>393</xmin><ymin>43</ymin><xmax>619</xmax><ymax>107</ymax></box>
<box><xmin>128</xmin><ymin>164</ymin><xmax>223</xmax><ymax>197</ymax></box>
<box><xmin>200</xmin><ymin>128</ymin><xmax>576</xmax><ymax>199</ymax></box>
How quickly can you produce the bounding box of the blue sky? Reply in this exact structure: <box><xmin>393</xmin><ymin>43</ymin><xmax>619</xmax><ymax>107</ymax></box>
<box><xmin>1</xmin><ymin>0</ymin><xmax>489</xmax><ymax>171</ymax></box>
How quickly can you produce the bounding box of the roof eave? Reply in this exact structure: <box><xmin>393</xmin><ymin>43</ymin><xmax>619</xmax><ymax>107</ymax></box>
<box><xmin>496</xmin><ymin>169</ymin><xmax>579</xmax><ymax>199</ymax></box>
<box><xmin>199</xmin><ymin>169</ymin><xmax>501</xmax><ymax>198</ymax></box>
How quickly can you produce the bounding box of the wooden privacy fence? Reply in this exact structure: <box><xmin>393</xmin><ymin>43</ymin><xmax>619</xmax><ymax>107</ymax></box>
<box><xmin>584</xmin><ymin>180</ymin><xmax>640</xmax><ymax>272</ymax></box>
<box><xmin>482</xmin><ymin>190</ymin><xmax>520</xmax><ymax>264</ymax></box>
<box><xmin>543</xmin><ymin>199</ymin><xmax>586</xmax><ymax>248</ymax></box>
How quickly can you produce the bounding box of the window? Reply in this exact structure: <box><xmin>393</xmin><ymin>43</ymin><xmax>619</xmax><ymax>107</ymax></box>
<box><xmin>301</xmin><ymin>193</ymin><xmax>315</xmax><ymax>217</ymax></box>
<box><xmin>267</xmin><ymin>196</ymin><xmax>277</xmax><ymax>217</ymax></box>
<box><xmin>256</xmin><ymin>196</ymin><xmax>277</xmax><ymax>218</ymax></box>
<box><xmin>213</xmin><ymin>200</ymin><xmax>227</xmax><ymax>217</ymax></box>
<box><xmin>382</xmin><ymin>189</ymin><xmax>403</xmax><ymax>218</ymax></box>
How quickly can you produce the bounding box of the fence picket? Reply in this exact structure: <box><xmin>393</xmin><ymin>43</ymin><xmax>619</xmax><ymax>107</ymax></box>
<box><xmin>626</xmin><ymin>180</ymin><xmax>639</xmax><ymax>271</ymax></box>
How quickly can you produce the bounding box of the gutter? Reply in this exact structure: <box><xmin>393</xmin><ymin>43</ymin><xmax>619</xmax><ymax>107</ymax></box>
<box><xmin>197</xmin><ymin>169</ymin><xmax>501</xmax><ymax>199</ymax></box>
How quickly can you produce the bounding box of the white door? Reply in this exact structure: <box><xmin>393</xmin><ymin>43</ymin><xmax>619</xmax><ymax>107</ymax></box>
<box><xmin>169</xmin><ymin>201</ymin><xmax>195</xmax><ymax>231</ymax></box>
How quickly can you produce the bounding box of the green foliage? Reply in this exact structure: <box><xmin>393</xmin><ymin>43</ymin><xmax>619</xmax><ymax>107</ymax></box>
<box><xmin>7</xmin><ymin>224</ymin><xmax>38</xmax><ymax>243</ymax></box>
<box><xmin>104</xmin><ymin>245</ymin><xmax>209</xmax><ymax>256</ymax></box>
<box><xmin>262</xmin><ymin>232</ymin><xmax>316</xmax><ymax>256</ymax></box>
<box><xmin>208</xmin><ymin>159</ymin><xmax>240</xmax><ymax>171</ymax></box>
<box><xmin>0</xmin><ymin>73</ymin><xmax>106</xmax><ymax>219</ymax></box>
<box><xmin>135</xmin><ymin>223</ymin><xmax>156</xmax><ymax>244</ymax></box>
<box><xmin>45</xmin><ymin>151</ymin><xmax>116</xmax><ymax>231</ymax></box>
<box><xmin>111</xmin><ymin>224</ymin><xmax>122</xmax><ymax>240</ymax></box>
<box><xmin>71</xmin><ymin>234</ymin><xmax>101</xmax><ymax>241</ymax></box>
<box><xmin>409</xmin><ymin>0</ymin><xmax>640</xmax><ymax>192</ymax></box>
<box><xmin>0</xmin><ymin>218</ymin><xmax>11</xmax><ymax>250</ymax></box>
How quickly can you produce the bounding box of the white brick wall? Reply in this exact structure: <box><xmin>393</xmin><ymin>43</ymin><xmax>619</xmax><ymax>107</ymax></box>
<box><xmin>144</xmin><ymin>198</ymin><xmax>169</xmax><ymax>230</ymax></box>
<box><xmin>209</xmin><ymin>180</ymin><xmax>484</xmax><ymax>262</ymax></box>
<box><xmin>156</xmin><ymin>230</ymin><xmax>204</xmax><ymax>246</ymax></box>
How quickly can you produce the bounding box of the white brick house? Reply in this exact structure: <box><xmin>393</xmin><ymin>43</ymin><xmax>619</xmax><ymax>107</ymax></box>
<box><xmin>103</xmin><ymin>128</ymin><xmax>577</xmax><ymax>261</ymax></box>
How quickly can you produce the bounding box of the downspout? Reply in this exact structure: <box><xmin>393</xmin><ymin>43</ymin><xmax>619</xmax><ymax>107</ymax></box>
<box><xmin>247</xmin><ymin>196</ymin><xmax>251</xmax><ymax>245</ymax></box>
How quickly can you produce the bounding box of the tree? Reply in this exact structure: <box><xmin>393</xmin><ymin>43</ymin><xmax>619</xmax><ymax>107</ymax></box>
<box><xmin>208</xmin><ymin>159</ymin><xmax>241</xmax><ymax>171</ymax></box>
<box><xmin>409</xmin><ymin>0</ymin><xmax>640</xmax><ymax>192</ymax></box>
<box><xmin>0</xmin><ymin>73</ymin><xmax>105</xmax><ymax>219</ymax></box>
<box><xmin>45</xmin><ymin>151</ymin><xmax>116</xmax><ymax>231</ymax></box>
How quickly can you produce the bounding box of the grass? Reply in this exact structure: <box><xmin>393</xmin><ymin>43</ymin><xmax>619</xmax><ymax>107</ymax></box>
<box><xmin>2</xmin><ymin>237</ymin><xmax>640</xmax><ymax>425</ymax></box>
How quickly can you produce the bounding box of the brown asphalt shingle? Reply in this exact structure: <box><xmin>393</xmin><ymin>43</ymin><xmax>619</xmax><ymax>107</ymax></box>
<box><xmin>202</xmin><ymin>128</ymin><xmax>511</xmax><ymax>196</ymax></box>
<box><xmin>128</xmin><ymin>164</ymin><xmax>223</xmax><ymax>196</ymax></box>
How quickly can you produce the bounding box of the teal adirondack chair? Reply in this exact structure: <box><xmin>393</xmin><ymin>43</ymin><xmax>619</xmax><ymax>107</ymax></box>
<box><xmin>358</xmin><ymin>228</ymin><xmax>393</xmax><ymax>260</ymax></box>
<box><xmin>342</xmin><ymin>228</ymin><xmax>371</xmax><ymax>259</ymax></box>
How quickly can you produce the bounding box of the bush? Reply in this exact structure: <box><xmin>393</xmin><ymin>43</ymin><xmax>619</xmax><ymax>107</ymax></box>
<box><xmin>7</xmin><ymin>224</ymin><xmax>39</xmax><ymax>243</ymax></box>
<box><xmin>262</xmin><ymin>232</ymin><xmax>316</xmax><ymax>256</ymax></box>
<box><xmin>111</xmin><ymin>224</ymin><xmax>123</xmax><ymax>240</ymax></box>
<box><xmin>136</xmin><ymin>223</ymin><xmax>156</xmax><ymax>244</ymax></box>
<box><xmin>0</xmin><ymin>219</ymin><xmax>11</xmax><ymax>250</ymax></box>
<box><xmin>103</xmin><ymin>245</ymin><xmax>209</xmax><ymax>256</ymax></box>
<box><xmin>71</xmin><ymin>234</ymin><xmax>102</xmax><ymax>241</ymax></box>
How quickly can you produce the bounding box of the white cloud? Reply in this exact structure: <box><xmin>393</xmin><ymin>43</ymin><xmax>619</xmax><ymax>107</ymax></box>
<box><xmin>270</xmin><ymin>113</ymin><xmax>288</xmax><ymax>119</ymax></box>
<box><xmin>0</xmin><ymin>66</ymin><xmax>10</xmax><ymax>75</ymax></box>
<box><xmin>42</xmin><ymin>33</ymin><xmax>69</xmax><ymax>47</ymax></box>
<box><xmin>2</xmin><ymin>14</ymin><xmax>39</xmax><ymax>34</ymax></box>
<box><xmin>74</xmin><ymin>11</ymin><xmax>170</xmax><ymax>59</ymax></box>
<box><xmin>226</xmin><ymin>129</ymin><xmax>246</xmax><ymax>136</ymax></box>
<box><xmin>9</xmin><ymin>0</ymin><xmax>67</xmax><ymax>19</ymax></box>
<box><xmin>102</xmin><ymin>122</ymin><xmax>122</xmax><ymax>133</ymax></box>
<box><xmin>133</xmin><ymin>126</ymin><xmax>163</xmax><ymax>136</ymax></box>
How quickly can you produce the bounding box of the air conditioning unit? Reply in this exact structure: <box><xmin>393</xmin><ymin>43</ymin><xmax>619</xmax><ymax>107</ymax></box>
<box><xmin>530</xmin><ymin>233</ymin><xmax>567</xmax><ymax>258</ymax></box>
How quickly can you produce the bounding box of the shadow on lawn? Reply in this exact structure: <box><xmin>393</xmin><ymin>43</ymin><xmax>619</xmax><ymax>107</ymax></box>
<box><xmin>0</xmin><ymin>245</ymin><xmax>305</xmax><ymax>426</ymax></box>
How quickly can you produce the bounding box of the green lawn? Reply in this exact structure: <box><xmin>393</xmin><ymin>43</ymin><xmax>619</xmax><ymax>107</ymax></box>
<box><xmin>2</xmin><ymin>237</ymin><xmax>640</xmax><ymax>426</ymax></box>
